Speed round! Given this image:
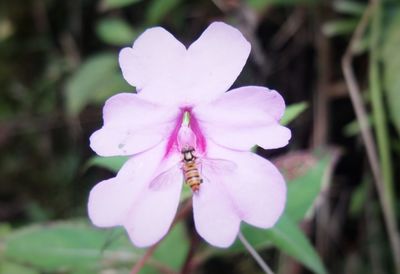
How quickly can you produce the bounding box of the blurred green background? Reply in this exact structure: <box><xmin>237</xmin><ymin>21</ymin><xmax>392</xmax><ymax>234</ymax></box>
<box><xmin>0</xmin><ymin>0</ymin><xmax>400</xmax><ymax>273</ymax></box>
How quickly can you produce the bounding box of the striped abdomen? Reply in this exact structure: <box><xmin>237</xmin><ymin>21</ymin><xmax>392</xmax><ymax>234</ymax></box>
<box><xmin>182</xmin><ymin>160</ymin><xmax>202</xmax><ymax>192</ymax></box>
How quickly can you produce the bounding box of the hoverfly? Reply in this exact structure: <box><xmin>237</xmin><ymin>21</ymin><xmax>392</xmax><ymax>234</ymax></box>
<box><xmin>149</xmin><ymin>145</ymin><xmax>236</xmax><ymax>193</ymax></box>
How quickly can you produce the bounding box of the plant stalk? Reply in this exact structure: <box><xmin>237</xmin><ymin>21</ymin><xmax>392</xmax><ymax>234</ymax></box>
<box><xmin>238</xmin><ymin>231</ymin><xmax>275</xmax><ymax>274</ymax></box>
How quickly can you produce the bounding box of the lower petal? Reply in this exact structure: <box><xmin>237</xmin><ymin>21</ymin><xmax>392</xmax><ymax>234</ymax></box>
<box><xmin>88</xmin><ymin>178</ymin><xmax>133</xmax><ymax>227</ymax></box>
<box><xmin>123</xmin><ymin>174</ymin><xmax>183</xmax><ymax>247</ymax></box>
<box><xmin>193</xmin><ymin>181</ymin><xmax>241</xmax><ymax>248</ymax></box>
<box><xmin>88</xmin><ymin>141</ymin><xmax>181</xmax><ymax>235</ymax></box>
<box><xmin>207</xmin><ymin>143</ymin><xmax>287</xmax><ymax>229</ymax></box>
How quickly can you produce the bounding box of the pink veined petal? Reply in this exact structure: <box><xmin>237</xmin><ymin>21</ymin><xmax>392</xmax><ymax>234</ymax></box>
<box><xmin>183</xmin><ymin>22</ymin><xmax>251</xmax><ymax>104</ymax></box>
<box><xmin>121</xmin><ymin>145</ymin><xmax>183</xmax><ymax>247</ymax></box>
<box><xmin>123</xmin><ymin>170</ymin><xmax>183</xmax><ymax>247</ymax></box>
<box><xmin>193</xmin><ymin>86</ymin><xmax>291</xmax><ymax>151</ymax></box>
<box><xmin>119</xmin><ymin>27</ymin><xmax>186</xmax><ymax>91</ymax></box>
<box><xmin>88</xmin><ymin>141</ymin><xmax>181</xmax><ymax>231</ymax></box>
<box><xmin>90</xmin><ymin>93</ymin><xmax>178</xmax><ymax>156</ymax></box>
<box><xmin>193</xmin><ymin>179</ymin><xmax>241</xmax><ymax>248</ymax></box>
<box><xmin>88</xmin><ymin>142</ymin><xmax>167</xmax><ymax>227</ymax></box>
<box><xmin>206</xmin><ymin>143</ymin><xmax>287</xmax><ymax>229</ymax></box>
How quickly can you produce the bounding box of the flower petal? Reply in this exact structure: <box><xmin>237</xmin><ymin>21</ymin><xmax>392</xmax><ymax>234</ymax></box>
<box><xmin>119</xmin><ymin>27</ymin><xmax>186</xmax><ymax>90</ymax></box>
<box><xmin>88</xmin><ymin>143</ymin><xmax>165</xmax><ymax>227</ymax></box>
<box><xmin>88</xmin><ymin>177</ymin><xmax>132</xmax><ymax>227</ymax></box>
<box><xmin>193</xmin><ymin>179</ymin><xmax>241</xmax><ymax>248</ymax></box>
<box><xmin>123</xmin><ymin>170</ymin><xmax>183</xmax><ymax>247</ymax></box>
<box><xmin>184</xmin><ymin>22</ymin><xmax>251</xmax><ymax>103</ymax></box>
<box><xmin>193</xmin><ymin>86</ymin><xmax>291</xmax><ymax>151</ymax></box>
<box><xmin>88</xmin><ymin>141</ymin><xmax>181</xmax><ymax>234</ymax></box>
<box><xmin>90</xmin><ymin>93</ymin><xmax>178</xmax><ymax>156</ymax></box>
<box><xmin>122</xmin><ymin>22</ymin><xmax>250</xmax><ymax>106</ymax></box>
<box><xmin>206</xmin><ymin>143</ymin><xmax>287</xmax><ymax>228</ymax></box>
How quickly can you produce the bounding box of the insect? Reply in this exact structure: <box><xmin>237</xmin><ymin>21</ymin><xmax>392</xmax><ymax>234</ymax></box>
<box><xmin>181</xmin><ymin>145</ymin><xmax>203</xmax><ymax>192</ymax></box>
<box><xmin>149</xmin><ymin>145</ymin><xmax>236</xmax><ymax>193</ymax></box>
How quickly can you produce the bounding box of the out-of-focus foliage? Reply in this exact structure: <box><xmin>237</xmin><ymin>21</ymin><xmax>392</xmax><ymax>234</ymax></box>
<box><xmin>100</xmin><ymin>0</ymin><xmax>144</xmax><ymax>10</ymax></box>
<box><xmin>146</xmin><ymin>0</ymin><xmax>183</xmax><ymax>25</ymax></box>
<box><xmin>280</xmin><ymin>102</ymin><xmax>308</xmax><ymax>125</ymax></box>
<box><xmin>96</xmin><ymin>18</ymin><xmax>137</xmax><ymax>46</ymax></box>
<box><xmin>66</xmin><ymin>53</ymin><xmax>131</xmax><ymax>116</ymax></box>
<box><xmin>1</xmin><ymin>221</ymin><xmax>188</xmax><ymax>274</ymax></box>
<box><xmin>87</xmin><ymin>155</ymin><xmax>128</xmax><ymax>172</ymax></box>
<box><xmin>382</xmin><ymin>9</ymin><xmax>400</xmax><ymax>136</ymax></box>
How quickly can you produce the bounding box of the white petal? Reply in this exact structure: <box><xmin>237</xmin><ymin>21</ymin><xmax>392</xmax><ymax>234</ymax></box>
<box><xmin>193</xmin><ymin>86</ymin><xmax>291</xmax><ymax>151</ymax></box>
<box><xmin>206</xmin><ymin>143</ymin><xmax>287</xmax><ymax>228</ymax></box>
<box><xmin>119</xmin><ymin>27</ymin><xmax>186</xmax><ymax>90</ymax></box>
<box><xmin>90</xmin><ymin>93</ymin><xmax>178</xmax><ymax>156</ymax></box>
<box><xmin>193</xmin><ymin>180</ymin><xmax>241</xmax><ymax>248</ymax></box>
<box><xmin>184</xmin><ymin>22</ymin><xmax>251</xmax><ymax>103</ymax></box>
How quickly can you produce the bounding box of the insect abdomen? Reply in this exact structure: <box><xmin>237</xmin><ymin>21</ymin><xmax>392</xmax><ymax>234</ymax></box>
<box><xmin>183</xmin><ymin>162</ymin><xmax>202</xmax><ymax>192</ymax></box>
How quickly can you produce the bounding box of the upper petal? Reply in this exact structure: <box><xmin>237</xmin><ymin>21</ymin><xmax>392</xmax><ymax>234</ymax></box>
<box><xmin>206</xmin><ymin>143</ymin><xmax>287</xmax><ymax>228</ymax></box>
<box><xmin>132</xmin><ymin>22</ymin><xmax>251</xmax><ymax>106</ymax></box>
<box><xmin>183</xmin><ymin>22</ymin><xmax>251</xmax><ymax>103</ymax></box>
<box><xmin>119</xmin><ymin>27</ymin><xmax>186</xmax><ymax>90</ymax></box>
<box><xmin>193</xmin><ymin>86</ymin><xmax>291</xmax><ymax>151</ymax></box>
<box><xmin>90</xmin><ymin>93</ymin><xmax>178</xmax><ymax>156</ymax></box>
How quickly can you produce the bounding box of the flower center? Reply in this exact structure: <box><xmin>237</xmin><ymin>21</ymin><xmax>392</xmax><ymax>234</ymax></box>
<box><xmin>164</xmin><ymin>108</ymin><xmax>206</xmax><ymax>158</ymax></box>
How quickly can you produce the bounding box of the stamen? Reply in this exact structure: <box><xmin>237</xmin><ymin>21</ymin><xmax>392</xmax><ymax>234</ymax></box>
<box><xmin>182</xmin><ymin>111</ymin><xmax>190</xmax><ymax>127</ymax></box>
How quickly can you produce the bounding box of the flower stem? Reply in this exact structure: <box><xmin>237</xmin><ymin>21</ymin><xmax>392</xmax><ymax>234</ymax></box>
<box><xmin>238</xmin><ymin>231</ymin><xmax>275</xmax><ymax>274</ymax></box>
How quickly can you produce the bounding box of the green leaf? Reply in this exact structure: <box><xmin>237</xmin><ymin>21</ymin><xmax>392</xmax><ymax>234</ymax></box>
<box><xmin>2</xmin><ymin>221</ymin><xmax>141</xmax><ymax>273</ymax></box>
<box><xmin>65</xmin><ymin>53</ymin><xmax>131</xmax><ymax>116</ymax></box>
<box><xmin>382</xmin><ymin>10</ymin><xmax>400</xmax><ymax>136</ymax></box>
<box><xmin>343</xmin><ymin>116</ymin><xmax>373</xmax><ymax>137</ymax></box>
<box><xmin>0</xmin><ymin>262</ymin><xmax>39</xmax><ymax>274</ymax></box>
<box><xmin>96</xmin><ymin>18</ymin><xmax>136</xmax><ymax>46</ymax></box>
<box><xmin>285</xmin><ymin>154</ymin><xmax>332</xmax><ymax>222</ymax></box>
<box><xmin>1</xmin><ymin>221</ymin><xmax>189</xmax><ymax>273</ymax></box>
<box><xmin>264</xmin><ymin>215</ymin><xmax>327</xmax><ymax>274</ymax></box>
<box><xmin>100</xmin><ymin>0</ymin><xmax>143</xmax><ymax>10</ymax></box>
<box><xmin>349</xmin><ymin>179</ymin><xmax>369</xmax><ymax>216</ymax></box>
<box><xmin>281</xmin><ymin>102</ymin><xmax>308</xmax><ymax>126</ymax></box>
<box><xmin>152</xmin><ymin>223</ymin><xmax>189</xmax><ymax>270</ymax></box>
<box><xmin>87</xmin><ymin>156</ymin><xmax>129</xmax><ymax>172</ymax></box>
<box><xmin>246</xmin><ymin>0</ymin><xmax>318</xmax><ymax>9</ymax></box>
<box><xmin>146</xmin><ymin>0</ymin><xmax>182</xmax><ymax>25</ymax></box>
<box><xmin>228</xmin><ymin>215</ymin><xmax>326</xmax><ymax>274</ymax></box>
<box><xmin>322</xmin><ymin>19</ymin><xmax>359</xmax><ymax>37</ymax></box>
<box><xmin>333</xmin><ymin>0</ymin><xmax>366</xmax><ymax>16</ymax></box>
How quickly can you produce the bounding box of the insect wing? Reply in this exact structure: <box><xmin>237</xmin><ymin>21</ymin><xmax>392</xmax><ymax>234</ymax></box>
<box><xmin>149</xmin><ymin>164</ymin><xmax>183</xmax><ymax>191</ymax></box>
<box><xmin>199</xmin><ymin>157</ymin><xmax>237</xmax><ymax>183</ymax></box>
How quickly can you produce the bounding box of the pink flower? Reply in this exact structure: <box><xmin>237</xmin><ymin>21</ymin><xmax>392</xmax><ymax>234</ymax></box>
<box><xmin>88</xmin><ymin>22</ymin><xmax>291</xmax><ymax>248</ymax></box>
